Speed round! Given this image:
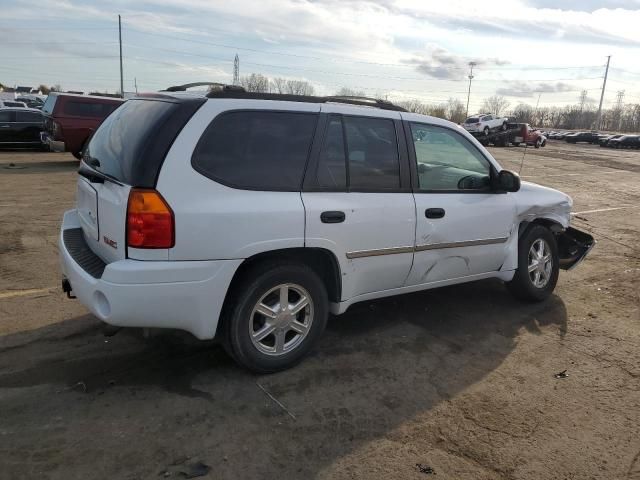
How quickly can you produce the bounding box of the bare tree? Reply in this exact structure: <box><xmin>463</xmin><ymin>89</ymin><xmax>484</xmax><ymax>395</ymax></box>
<box><xmin>50</xmin><ymin>84</ymin><xmax>63</xmax><ymax>93</ymax></box>
<box><xmin>334</xmin><ymin>87</ymin><xmax>366</xmax><ymax>97</ymax></box>
<box><xmin>271</xmin><ymin>78</ymin><xmax>315</xmax><ymax>96</ymax></box>
<box><xmin>38</xmin><ymin>84</ymin><xmax>51</xmax><ymax>95</ymax></box>
<box><xmin>240</xmin><ymin>73</ymin><xmax>270</xmax><ymax>93</ymax></box>
<box><xmin>481</xmin><ymin>95</ymin><xmax>510</xmax><ymax>116</ymax></box>
<box><xmin>446</xmin><ymin>98</ymin><xmax>466</xmax><ymax>123</ymax></box>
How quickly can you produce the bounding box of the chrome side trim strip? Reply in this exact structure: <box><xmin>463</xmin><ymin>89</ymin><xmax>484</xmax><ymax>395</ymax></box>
<box><xmin>415</xmin><ymin>237</ymin><xmax>508</xmax><ymax>252</ymax></box>
<box><xmin>345</xmin><ymin>237</ymin><xmax>509</xmax><ymax>259</ymax></box>
<box><xmin>346</xmin><ymin>245</ymin><xmax>414</xmax><ymax>259</ymax></box>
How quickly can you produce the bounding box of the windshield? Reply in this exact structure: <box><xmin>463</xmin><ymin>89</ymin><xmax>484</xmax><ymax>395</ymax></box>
<box><xmin>83</xmin><ymin>99</ymin><xmax>178</xmax><ymax>185</ymax></box>
<box><xmin>42</xmin><ymin>95</ymin><xmax>57</xmax><ymax>115</ymax></box>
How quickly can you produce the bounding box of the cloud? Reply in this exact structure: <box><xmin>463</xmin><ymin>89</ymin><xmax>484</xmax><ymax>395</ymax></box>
<box><xmin>408</xmin><ymin>46</ymin><xmax>509</xmax><ymax>80</ymax></box>
<box><xmin>496</xmin><ymin>81</ymin><xmax>578</xmax><ymax>97</ymax></box>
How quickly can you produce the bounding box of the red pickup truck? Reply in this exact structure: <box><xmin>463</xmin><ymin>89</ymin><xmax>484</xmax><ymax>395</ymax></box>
<box><xmin>511</xmin><ymin>123</ymin><xmax>546</xmax><ymax>148</ymax></box>
<box><xmin>41</xmin><ymin>93</ymin><xmax>123</xmax><ymax>158</ymax></box>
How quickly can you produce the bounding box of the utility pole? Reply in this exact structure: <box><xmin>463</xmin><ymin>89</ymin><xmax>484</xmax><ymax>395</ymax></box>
<box><xmin>233</xmin><ymin>54</ymin><xmax>240</xmax><ymax>86</ymax></box>
<box><xmin>595</xmin><ymin>55</ymin><xmax>611</xmax><ymax>130</ymax></box>
<box><xmin>134</xmin><ymin>77</ymin><xmax>138</xmax><ymax>95</ymax></box>
<box><xmin>465</xmin><ymin>62</ymin><xmax>476</xmax><ymax>118</ymax></box>
<box><xmin>534</xmin><ymin>92</ymin><xmax>542</xmax><ymax>126</ymax></box>
<box><xmin>118</xmin><ymin>15</ymin><xmax>124</xmax><ymax>98</ymax></box>
<box><xmin>615</xmin><ymin>90</ymin><xmax>625</xmax><ymax>130</ymax></box>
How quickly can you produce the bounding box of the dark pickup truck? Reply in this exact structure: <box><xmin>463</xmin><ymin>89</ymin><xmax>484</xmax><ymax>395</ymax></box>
<box><xmin>41</xmin><ymin>93</ymin><xmax>123</xmax><ymax>158</ymax></box>
<box><xmin>0</xmin><ymin>108</ymin><xmax>44</xmax><ymax>149</ymax></box>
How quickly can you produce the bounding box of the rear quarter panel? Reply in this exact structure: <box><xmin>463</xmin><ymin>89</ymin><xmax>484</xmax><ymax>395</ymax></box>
<box><xmin>157</xmin><ymin>99</ymin><xmax>321</xmax><ymax>261</ymax></box>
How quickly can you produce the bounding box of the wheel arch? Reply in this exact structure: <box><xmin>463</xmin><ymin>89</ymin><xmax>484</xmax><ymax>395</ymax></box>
<box><xmin>225</xmin><ymin>247</ymin><xmax>342</xmax><ymax>305</ymax></box>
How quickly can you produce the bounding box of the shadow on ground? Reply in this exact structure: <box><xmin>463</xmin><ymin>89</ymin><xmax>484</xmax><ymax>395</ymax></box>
<box><xmin>0</xmin><ymin>279</ymin><xmax>566</xmax><ymax>479</ymax></box>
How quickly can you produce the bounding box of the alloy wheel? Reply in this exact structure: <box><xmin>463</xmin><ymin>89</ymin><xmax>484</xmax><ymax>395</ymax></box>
<box><xmin>528</xmin><ymin>239</ymin><xmax>553</xmax><ymax>288</ymax></box>
<box><xmin>249</xmin><ymin>283</ymin><xmax>314</xmax><ymax>356</ymax></box>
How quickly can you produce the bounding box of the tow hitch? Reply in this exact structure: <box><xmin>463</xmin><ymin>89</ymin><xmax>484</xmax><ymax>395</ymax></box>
<box><xmin>62</xmin><ymin>278</ymin><xmax>76</xmax><ymax>299</ymax></box>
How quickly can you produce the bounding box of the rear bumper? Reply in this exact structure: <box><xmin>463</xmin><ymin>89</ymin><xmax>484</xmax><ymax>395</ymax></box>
<box><xmin>41</xmin><ymin>131</ymin><xmax>65</xmax><ymax>152</ymax></box>
<box><xmin>59</xmin><ymin>209</ymin><xmax>242</xmax><ymax>339</ymax></box>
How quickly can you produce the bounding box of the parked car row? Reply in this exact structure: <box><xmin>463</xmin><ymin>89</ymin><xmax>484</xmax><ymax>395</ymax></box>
<box><xmin>0</xmin><ymin>92</ymin><xmax>122</xmax><ymax>156</ymax></box>
<box><xmin>599</xmin><ymin>134</ymin><xmax>640</xmax><ymax>148</ymax></box>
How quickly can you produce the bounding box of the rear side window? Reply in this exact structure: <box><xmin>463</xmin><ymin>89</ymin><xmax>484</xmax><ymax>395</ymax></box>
<box><xmin>192</xmin><ymin>111</ymin><xmax>318</xmax><ymax>190</ymax></box>
<box><xmin>314</xmin><ymin>115</ymin><xmax>400</xmax><ymax>190</ymax></box>
<box><xmin>16</xmin><ymin>111</ymin><xmax>42</xmax><ymax>122</ymax></box>
<box><xmin>84</xmin><ymin>99</ymin><xmax>179</xmax><ymax>185</ymax></box>
<box><xmin>64</xmin><ymin>101</ymin><xmax>117</xmax><ymax>117</ymax></box>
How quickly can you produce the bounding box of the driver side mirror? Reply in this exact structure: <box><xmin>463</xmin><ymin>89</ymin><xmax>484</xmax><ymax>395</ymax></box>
<box><xmin>495</xmin><ymin>170</ymin><xmax>521</xmax><ymax>192</ymax></box>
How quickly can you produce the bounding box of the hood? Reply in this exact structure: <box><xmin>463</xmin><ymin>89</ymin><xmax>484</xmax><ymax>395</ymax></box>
<box><xmin>515</xmin><ymin>181</ymin><xmax>573</xmax><ymax>228</ymax></box>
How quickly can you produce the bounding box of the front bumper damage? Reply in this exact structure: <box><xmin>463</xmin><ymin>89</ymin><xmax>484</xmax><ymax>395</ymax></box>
<box><xmin>557</xmin><ymin>227</ymin><xmax>596</xmax><ymax>270</ymax></box>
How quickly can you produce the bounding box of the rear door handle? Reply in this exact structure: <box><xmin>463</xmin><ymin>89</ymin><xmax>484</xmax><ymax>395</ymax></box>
<box><xmin>320</xmin><ymin>211</ymin><xmax>345</xmax><ymax>224</ymax></box>
<box><xmin>425</xmin><ymin>208</ymin><xmax>445</xmax><ymax>219</ymax></box>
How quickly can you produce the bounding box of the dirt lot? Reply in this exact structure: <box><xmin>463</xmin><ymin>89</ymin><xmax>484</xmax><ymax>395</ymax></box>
<box><xmin>0</xmin><ymin>142</ymin><xmax>638</xmax><ymax>480</ymax></box>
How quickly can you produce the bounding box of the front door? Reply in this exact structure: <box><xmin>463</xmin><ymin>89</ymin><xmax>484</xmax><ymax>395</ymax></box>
<box><xmin>0</xmin><ymin>110</ymin><xmax>14</xmax><ymax>143</ymax></box>
<box><xmin>302</xmin><ymin>110</ymin><xmax>416</xmax><ymax>300</ymax></box>
<box><xmin>404</xmin><ymin>120</ymin><xmax>516</xmax><ymax>286</ymax></box>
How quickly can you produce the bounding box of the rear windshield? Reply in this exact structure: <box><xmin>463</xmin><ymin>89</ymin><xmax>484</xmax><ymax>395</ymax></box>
<box><xmin>465</xmin><ymin>117</ymin><xmax>479</xmax><ymax>123</ymax></box>
<box><xmin>84</xmin><ymin>99</ymin><xmax>179</xmax><ymax>185</ymax></box>
<box><xmin>42</xmin><ymin>95</ymin><xmax>57</xmax><ymax>115</ymax></box>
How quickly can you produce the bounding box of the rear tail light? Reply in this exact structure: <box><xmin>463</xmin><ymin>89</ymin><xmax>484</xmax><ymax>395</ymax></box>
<box><xmin>126</xmin><ymin>189</ymin><xmax>174</xmax><ymax>248</ymax></box>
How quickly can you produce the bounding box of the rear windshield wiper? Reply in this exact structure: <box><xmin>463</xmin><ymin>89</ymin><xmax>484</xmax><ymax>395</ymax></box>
<box><xmin>78</xmin><ymin>162</ymin><xmax>124</xmax><ymax>186</ymax></box>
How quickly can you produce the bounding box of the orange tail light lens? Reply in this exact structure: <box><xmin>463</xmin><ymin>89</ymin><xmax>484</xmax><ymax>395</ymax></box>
<box><xmin>126</xmin><ymin>189</ymin><xmax>174</xmax><ymax>248</ymax></box>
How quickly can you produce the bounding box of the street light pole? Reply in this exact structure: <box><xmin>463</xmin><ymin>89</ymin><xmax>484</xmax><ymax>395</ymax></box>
<box><xmin>595</xmin><ymin>55</ymin><xmax>611</xmax><ymax>130</ymax></box>
<box><xmin>465</xmin><ymin>62</ymin><xmax>476</xmax><ymax>118</ymax></box>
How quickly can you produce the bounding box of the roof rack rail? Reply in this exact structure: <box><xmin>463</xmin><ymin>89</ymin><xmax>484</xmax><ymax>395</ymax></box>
<box><xmin>163</xmin><ymin>82</ymin><xmax>246</xmax><ymax>92</ymax></box>
<box><xmin>205</xmin><ymin>90</ymin><xmax>406</xmax><ymax>112</ymax></box>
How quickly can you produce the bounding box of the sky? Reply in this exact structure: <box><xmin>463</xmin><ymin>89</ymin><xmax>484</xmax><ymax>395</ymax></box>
<box><xmin>1</xmin><ymin>0</ymin><xmax>639</xmax><ymax>112</ymax></box>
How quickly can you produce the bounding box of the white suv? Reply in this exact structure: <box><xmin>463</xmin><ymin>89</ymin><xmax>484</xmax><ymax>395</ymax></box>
<box><xmin>463</xmin><ymin>113</ymin><xmax>508</xmax><ymax>135</ymax></box>
<box><xmin>59</xmin><ymin>86</ymin><xmax>594</xmax><ymax>372</ymax></box>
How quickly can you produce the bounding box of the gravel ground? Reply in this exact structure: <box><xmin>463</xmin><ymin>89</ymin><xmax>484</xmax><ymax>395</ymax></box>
<box><xmin>0</xmin><ymin>142</ymin><xmax>638</xmax><ymax>480</ymax></box>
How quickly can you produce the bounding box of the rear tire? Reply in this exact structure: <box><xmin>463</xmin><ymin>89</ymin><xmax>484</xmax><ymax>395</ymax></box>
<box><xmin>506</xmin><ymin>225</ymin><xmax>559</xmax><ymax>302</ymax></box>
<box><xmin>221</xmin><ymin>262</ymin><xmax>328</xmax><ymax>373</ymax></box>
<box><xmin>535</xmin><ymin>138</ymin><xmax>542</xmax><ymax>149</ymax></box>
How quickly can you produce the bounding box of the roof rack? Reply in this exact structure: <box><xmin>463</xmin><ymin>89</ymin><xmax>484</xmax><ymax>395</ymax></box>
<box><xmin>163</xmin><ymin>82</ymin><xmax>246</xmax><ymax>92</ymax></box>
<box><xmin>205</xmin><ymin>88</ymin><xmax>406</xmax><ymax>111</ymax></box>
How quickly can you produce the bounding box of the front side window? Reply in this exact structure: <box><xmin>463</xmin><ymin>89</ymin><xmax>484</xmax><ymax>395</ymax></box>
<box><xmin>192</xmin><ymin>111</ymin><xmax>318</xmax><ymax>190</ymax></box>
<box><xmin>410</xmin><ymin>123</ymin><xmax>492</xmax><ymax>191</ymax></box>
<box><xmin>0</xmin><ymin>111</ymin><xmax>12</xmax><ymax>122</ymax></box>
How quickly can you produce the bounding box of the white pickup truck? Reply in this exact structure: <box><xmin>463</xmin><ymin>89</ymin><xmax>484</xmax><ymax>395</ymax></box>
<box><xmin>463</xmin><ymin>113</ymin><xmax>508</xmax><ymax>135</ymax></box>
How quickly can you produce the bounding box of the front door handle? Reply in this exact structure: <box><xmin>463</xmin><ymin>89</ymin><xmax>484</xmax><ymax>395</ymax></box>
<box><xmin>425</xmin><ymin>208</ymin><xmax>445</xmax><ymax>219</ymax></box>
<box><xmin>320</xmin><ymin>211</ymin><xmax>345</xmax><ymax>224</ymax></box>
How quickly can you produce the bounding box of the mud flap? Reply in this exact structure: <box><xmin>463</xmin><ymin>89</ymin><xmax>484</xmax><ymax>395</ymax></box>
<box><xmin>556</xmin><ymin>227</ymin><xmax>596</xmax><ymax>270</ymax></box>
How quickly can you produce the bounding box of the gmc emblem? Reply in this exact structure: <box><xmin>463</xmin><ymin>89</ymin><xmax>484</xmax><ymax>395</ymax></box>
<box><xmin>103</xmin><ymin>235</ymin><xmax>118</xmax><ymax>249</ymax></box>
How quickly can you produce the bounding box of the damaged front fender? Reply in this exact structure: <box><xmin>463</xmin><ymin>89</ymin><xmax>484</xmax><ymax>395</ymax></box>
<box><xmin>556</xmin><ymin>227</ymin><xmax>596</xmax><ymax>270</ymax></box>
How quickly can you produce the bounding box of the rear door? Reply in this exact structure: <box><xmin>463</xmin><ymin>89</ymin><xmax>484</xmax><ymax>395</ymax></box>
<box><xmin>302</xmin><ymin>107</ymin><xmax>416</xmax><ymax>300</ymax></box>
<box><xmin>77</xmin><ymin>97</ymin><xmax>203</xmax><ymax>263</ymax></box>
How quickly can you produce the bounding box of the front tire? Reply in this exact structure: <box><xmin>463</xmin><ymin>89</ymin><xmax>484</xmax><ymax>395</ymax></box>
<box><xmin>222</xmin><ymin>262</ymin><xmax>328</xmax><ymax>373</ymax></box>
<box><xmin>506</xmin><ymin>225</ymin><xmax>559</xmax><ymax>302</ymax></box>
<box><xmin>483</xmin><ymin>127</ymin><xmax>489</xmax><ymax>136</ymax></box>
<box><xmin>501</xmin><ymin>121</ymin><xmax>507</xmax><ymax>131</ymax></box>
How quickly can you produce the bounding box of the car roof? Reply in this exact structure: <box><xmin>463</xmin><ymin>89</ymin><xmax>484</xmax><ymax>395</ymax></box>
<box><xmin>47</xmin><ymin>92</ymin><xmax>124</xmax><ymax>102</ymax></box>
